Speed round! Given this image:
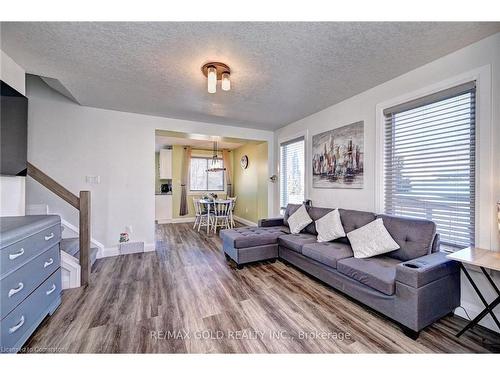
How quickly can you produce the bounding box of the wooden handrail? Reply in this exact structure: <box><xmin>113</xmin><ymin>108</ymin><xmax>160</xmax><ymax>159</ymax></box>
<box><xmin>27</xmin><ymin>163</ymin><xmax>80</xmax><ymax>209</ymax></box>
<box><xmin>27</xmin><ymin>162</ymin><xmax>91</xmax><ymax>286</ymax></box>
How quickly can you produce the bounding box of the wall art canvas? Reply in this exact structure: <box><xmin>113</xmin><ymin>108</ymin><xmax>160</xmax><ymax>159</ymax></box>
<box><xmin>312</xmin><ymin>121</ymin><xmax>364</xmax><ymax>189</ymax></box>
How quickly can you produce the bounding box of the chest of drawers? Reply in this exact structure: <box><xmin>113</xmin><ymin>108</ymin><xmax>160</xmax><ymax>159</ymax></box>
<box><xmin>0</xmin><ymin>215</ymin><xmax>62</xmax><ymax>353</ymax></box>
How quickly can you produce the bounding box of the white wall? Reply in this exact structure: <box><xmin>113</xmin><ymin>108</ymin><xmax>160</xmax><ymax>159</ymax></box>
<box><xmin>26</xmin><ymin>76</ymin><xmax>275</xmax><ymax>250</ymax></box>
<box><xmin>0</xmin><ymin>49</ymin><xmax>26</xmax><ymax>216</ymax></box>
<box><xmin>274</xmin><ymin>33</ymin><xmax>500</xmax><ymax>331</ymax></box>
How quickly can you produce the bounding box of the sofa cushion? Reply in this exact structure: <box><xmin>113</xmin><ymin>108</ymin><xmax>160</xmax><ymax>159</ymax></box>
<box><xmin>302</xmin><ymin>242</ymin><xmax>353</xmax><ymax>269</ymax></box>
<box><xmin>220</xmin><ymin>226</ymin><xmax>286</xmax><ymax>249</ymax></box>
<box><xmin>377</xmin><ymin>214</ymin><xmax>437</xmax><ymax>261</ymax></box>
<box><xmin>287</xmin><ymin>205</ymin><xmax>313</xmax><ymax>234</ymax></box>
<box><xmin>337</xmin><ymin>256</ymin><xmax>401</xmax><ymax>295</ymax></box>
<box><xmin>316</xmin><ymin>209</ymin><xmax>345</xmax><ymax>242</ymax></box>
<box><xmin>278</xmin><ymin>233</ymin><xmax>317</xmax><ymax>253</ymax></box>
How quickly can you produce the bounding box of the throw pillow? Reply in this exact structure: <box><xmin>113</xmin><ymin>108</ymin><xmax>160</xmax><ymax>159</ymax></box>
<box><xmin>316</xmin><ymin>209</ymin><xmax>346</xmax><ymax>242</ymax></box>
<box><xmin>287</xmin><ymin>205</ymin><xmax>313</xmax><ymax>234</ymax></box>
<box><xmin>347</xmin><ymin>218</ymin><xmax>399</xmax><ymax>258</ymax></box>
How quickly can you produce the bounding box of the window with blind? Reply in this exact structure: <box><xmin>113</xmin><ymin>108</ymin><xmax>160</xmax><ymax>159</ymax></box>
<box><xmin>383</xmin><ymin>82</ymin><xmax>476</xmax><ymax>249</ymax></box>
<box><xmin>280</xmin><ymin>137</ymin><xmax>305</xmax><ymax>210</ymax></box>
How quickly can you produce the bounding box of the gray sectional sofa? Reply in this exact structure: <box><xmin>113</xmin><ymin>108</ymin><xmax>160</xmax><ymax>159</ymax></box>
<box><xmin>220</xmin><ymin>204</ymin><xmax>461</xmax><ymax>338</ymax></box>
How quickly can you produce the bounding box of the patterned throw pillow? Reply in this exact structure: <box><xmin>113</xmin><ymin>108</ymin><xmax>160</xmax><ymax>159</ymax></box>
<box><xmin>316</xmin><ymin>209</ymin><xmax>346</xmax><ymax>242</ymax></box>
<box><xmin>347</xmin><ymin>218</ymin><xmax>399</xmax><ymax>258</ymax></box>
<box><xmin>287</xmin><ymin>205</ymin><xmax>313</xmax><ymax>234</ymax></box>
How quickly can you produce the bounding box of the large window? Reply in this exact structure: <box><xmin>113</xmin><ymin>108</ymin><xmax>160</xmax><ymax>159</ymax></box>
<box><xmin>190</xmin><ymin>157</ymin><xmax>224</xmax><ymax>191</ymax></box>
<box><xmin>280</xmin><ymin>137</ymin><xmax>305</xmax><ymax>210</ymax></box>
<box><xmin>383</xmin><ymin>82</ymin><xmax>476</xmax><ymax>249</ymax></box>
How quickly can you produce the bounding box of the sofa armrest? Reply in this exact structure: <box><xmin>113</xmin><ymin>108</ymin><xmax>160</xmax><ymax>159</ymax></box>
<box><xmin>258</xmin><ymin>217</ymin><xmax>284</xmax><ymax>227</ymax></box>
<box><xmin>395</xmin><ymin>252</ymin><xmax>460</xmax><ymax>288</ymax></box>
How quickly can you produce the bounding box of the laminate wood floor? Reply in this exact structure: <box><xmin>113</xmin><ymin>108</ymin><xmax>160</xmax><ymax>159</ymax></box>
<box><xmin>24</xmin><ymin>223</ymin><xmax>500</xmax><ymax>353</ymax></box>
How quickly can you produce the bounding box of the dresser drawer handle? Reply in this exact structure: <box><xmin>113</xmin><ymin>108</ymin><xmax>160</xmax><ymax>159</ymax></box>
<box><xmin>45</xmin><ymin>233</ymin><xmax>55</xmax><ymax>241</ymax></box>
<box><xmin>9</xmin><ymin>248</ymin><xmax>25</xmax><ymax>260</ymax></box>
<box><xmin>9</xmin><ymin>315</ymin><xmax>25</xmax><ymax>334</ymax></box>
<box><xmin>8</xmin><ymin>282</ymin><xmax>24</xmax><ymax>298</ymax></box>
<box><xmin>46</xmin><ymin>284</ymin><xmax>57</xmax><ymax>295</ymax></box>
<box><xmin>44</xmin><ymin>258</ymin><xmax>54</xmax><ymax>268</ymax></box>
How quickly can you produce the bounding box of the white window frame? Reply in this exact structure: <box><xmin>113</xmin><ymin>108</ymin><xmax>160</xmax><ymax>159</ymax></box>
<box><xmin>375</xmin><ymin>65</ymin><xmax>493</xmax><ymax>250</ymax></box>
<box><xmin>277</xmin><ymin>130</ymin><xmax>308</xmax><ymax>213</ymax></box>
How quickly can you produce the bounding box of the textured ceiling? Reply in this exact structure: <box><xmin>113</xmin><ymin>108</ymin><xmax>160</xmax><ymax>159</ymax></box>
<box><xmin>1</xmin><ymin>22</ymin><xmax>499</xmax><ymax>130</ymax></box>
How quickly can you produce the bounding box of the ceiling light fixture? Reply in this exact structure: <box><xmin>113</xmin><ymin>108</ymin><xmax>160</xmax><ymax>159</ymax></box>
<box><xmin>206</xmin><ymin>140</ymin><xmax>226</xmax><ymax>172</ymax></box>
<box><xmin>202</xmin><ymin>62</ymin><xmax>231</xmax><ymax>94</ymax></box>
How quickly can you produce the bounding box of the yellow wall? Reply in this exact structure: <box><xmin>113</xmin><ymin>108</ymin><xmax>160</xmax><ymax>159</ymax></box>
<box><xmin>232</xmin><ymin>142</ymin><xmax>268</xmax><ymax>223</ymax></box>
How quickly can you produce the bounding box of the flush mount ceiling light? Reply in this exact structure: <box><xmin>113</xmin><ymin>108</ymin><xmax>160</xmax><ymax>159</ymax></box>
<box><xmin>201</xmin><ymin>62</ymin><xmax>231</xmax><ymax>94</ymax></box>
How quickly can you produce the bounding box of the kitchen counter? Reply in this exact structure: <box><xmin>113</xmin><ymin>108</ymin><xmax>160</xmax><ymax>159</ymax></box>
<box><xmin>155</xmin><ymin>192</ymin><xmax>172</xmax><ymax>195</ymax></box>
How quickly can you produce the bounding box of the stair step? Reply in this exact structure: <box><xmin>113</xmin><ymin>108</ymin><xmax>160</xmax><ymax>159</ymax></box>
<box><xmin>60</xmin><ymin>237</ymin><xmax>98</xmax><ymax>266</ymax></box>
<box><xmin>60</xmin><ymin>237</ymin><xmax>79</xmax><ymax>257</ymax></box>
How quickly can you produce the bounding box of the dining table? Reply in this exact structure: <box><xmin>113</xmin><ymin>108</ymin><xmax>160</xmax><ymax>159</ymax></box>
<box><xmin>198</xmin><ymin>198</ymin><xmax>232</xmax><ymax>234</ymax></box>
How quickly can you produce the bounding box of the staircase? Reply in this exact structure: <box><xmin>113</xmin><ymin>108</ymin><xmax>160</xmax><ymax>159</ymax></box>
<box><xmin>27</xmin><ymin>162</ymin><xmax>93</xmax><ymax>287</ymax></box>
<box><xmin>60</xmin><ymin>238</ymin><xmax>98</xmax><ymax>267</ymax></box>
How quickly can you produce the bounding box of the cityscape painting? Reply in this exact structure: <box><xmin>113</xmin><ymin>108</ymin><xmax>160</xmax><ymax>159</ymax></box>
<box><xmin>312</xmin><ymin>121</ymin><xmax>364</xmax><ymax>189</ymax></box>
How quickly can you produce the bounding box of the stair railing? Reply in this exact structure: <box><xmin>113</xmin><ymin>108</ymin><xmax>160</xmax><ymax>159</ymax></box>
<box><xmin>27</xmin><ymin>162</ymin><xmax>91</xmax><ymax>286</ymax></box>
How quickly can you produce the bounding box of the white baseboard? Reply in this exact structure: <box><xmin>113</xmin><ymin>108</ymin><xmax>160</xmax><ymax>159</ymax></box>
<box><xmin>97</xmin><ymin>242</ymin><xmax>156</xmax><ymax>258</ymax></box>
<box><xmin>233</xmin><ymin>215</ymin><xmax>257</xmax><ymax>227</ymax></box>
<box><xmin>157</xmin><ymin>217</ymin><xmax>195</xmax><ymax>224</ymax></box>
<box><xmin>144</xmin><ymin>243</ymin><xmax>156</xmax><ymax>252</ymax></box>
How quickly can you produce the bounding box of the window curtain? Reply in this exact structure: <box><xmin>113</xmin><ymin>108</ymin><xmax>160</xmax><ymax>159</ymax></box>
<box><xmin>179</xmin><ymin>146</ymin><xmax>192</xmax><ymax>216</ymax></box>
<box><xmin>222</xmin><ymin>149</ymin><xmax>233</xmax><ymax>197</ymax></box>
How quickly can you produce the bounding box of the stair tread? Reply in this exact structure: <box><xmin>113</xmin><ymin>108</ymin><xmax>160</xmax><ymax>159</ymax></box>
<box><xmin>60</xmin><ymin>237</ymin><xmax>98</xmax><ymax>266</ymax></box>
<box><xmin>60</xmin><ymin>237</ymin><xmax>79</xmax><ymax>257</ymax></box>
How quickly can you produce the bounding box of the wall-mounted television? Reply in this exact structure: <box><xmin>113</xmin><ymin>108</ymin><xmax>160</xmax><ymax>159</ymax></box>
<box><xmin>1</xmin><ymin>80</ymin><xmax>28</xmax><ymax>176</ymax></box>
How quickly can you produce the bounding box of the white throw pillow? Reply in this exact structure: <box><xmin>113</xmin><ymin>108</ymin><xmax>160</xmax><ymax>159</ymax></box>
<box><xmin>287</xmin><ymin>205</ymin><xmax>313</xmax><ymax>234</ymax></box>
<box><xmin>316</xmin><ymin>209</ymin><xmax>346</xmax><ymax>242</ymax></box>
<box><xmin>347</xmin><ymin>218</ymin><xmax>400</xmax><ymax>259</ymax></box>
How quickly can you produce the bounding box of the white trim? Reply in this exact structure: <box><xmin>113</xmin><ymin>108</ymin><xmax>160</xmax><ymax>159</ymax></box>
<box><xmin>144</xmin><ymin>243</ymin><xmax>156</xmax><ymax>252</ymax></box>
<box><xmin>60</xmin><ymin>250</ymin><xmax>80</xmax><ymax>289</ymax></box>
<box><xmin>375</xmin><ymin>65</ymin><xmax>493</xmax><ymax>249</ymax></box>
<box><xmin>277</xmin><ymin>130</ymin><xmax>309</xmax><ymax>212</ymax></box>
<box><xmin>97</xmin><ymin>247</ymin><xmax>120</xmax><ymax>259</ymax></box>
<box><xmin>97</xmin><ymin>242</ymin><xmax>156</xmax><ymax>258</ymax></box>
<box><xmin>233</xmin><ymin>215</ymin><xmax>257</xmax><ymax>227</ymax></box>
<box><xmin>50</xmin><ymin>211</ymin><xmax>106</xmax><ymax>253</ymax></box>
<box><xmin>166</xmin><ymin>217</ymin><xmax>196</xmax><ymax>224</ymax></box>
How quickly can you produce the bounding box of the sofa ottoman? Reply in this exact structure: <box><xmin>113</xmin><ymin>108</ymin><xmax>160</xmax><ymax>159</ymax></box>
<box><xmin>220</xmin><ymin>226</ymin><xmax>288</xmax><ymax>268</ymax></box>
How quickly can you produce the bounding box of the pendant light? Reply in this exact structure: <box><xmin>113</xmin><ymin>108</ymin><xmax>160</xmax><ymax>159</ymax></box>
<box><xmin>206</xmin><ymin>140</ymin><xmax>226</xmax><ymax>172</ymax></box>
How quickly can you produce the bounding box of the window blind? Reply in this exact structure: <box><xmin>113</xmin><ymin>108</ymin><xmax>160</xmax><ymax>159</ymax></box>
<box><xmin>384</xmin><ymin>82</ymin><xmax>476</xmax><ymax>249</ymax></box>
<box><xmin>280</xmin><ymin>137</ymin><xmax>305</xmax><ymax>210</ymax></box>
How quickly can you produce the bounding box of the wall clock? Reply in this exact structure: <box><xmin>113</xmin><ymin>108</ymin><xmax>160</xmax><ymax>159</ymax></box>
<box><xmin>240</xmin><ymin>155</ymin><xmax>249</xmax><ymax>169</ymax></box>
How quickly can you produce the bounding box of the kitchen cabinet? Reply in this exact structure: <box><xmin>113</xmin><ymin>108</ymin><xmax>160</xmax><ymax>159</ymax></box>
<box><xmin>155</xmin><ymin>194</ymin><xmax>172</xmax><ymax>223</ymax></box>
<box><xmin>159</xmin><ymin>149</ymin><xmax>172</xmax><ymax>179</ymax></box>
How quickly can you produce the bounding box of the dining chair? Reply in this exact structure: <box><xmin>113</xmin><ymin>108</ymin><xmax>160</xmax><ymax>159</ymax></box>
<box><xmin>212</xmin><ymin>200</ymin><xmax>232</xmax><ymax>233</ymax></box>
<box><xmin>193</xmin><ymin>197</ymin><xmax>202</xmax><ymax>230</ymax></box>
<box><xmin>194</xmin><ymin>199</ymin><xmax>211</xmax><ymax>233</ymax></box>
<box><xmin>228</xmin><ymin>196</ymin><xmax>237</xmax><ymax>228</ymax></box>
